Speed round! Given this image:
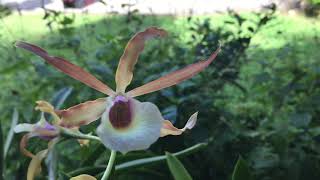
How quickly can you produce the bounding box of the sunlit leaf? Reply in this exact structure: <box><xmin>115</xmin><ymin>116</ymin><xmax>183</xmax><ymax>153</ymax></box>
<box><xmin>165</xmin><ymin>152</ymin><xmax>192</xmax><ymax>180</ymax></box>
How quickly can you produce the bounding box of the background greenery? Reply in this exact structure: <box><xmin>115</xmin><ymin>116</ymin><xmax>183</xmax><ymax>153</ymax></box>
<box><xmin>1</xmin><ymin>4</ymin><xmax>320</xmax><ymax>180</ymax></box>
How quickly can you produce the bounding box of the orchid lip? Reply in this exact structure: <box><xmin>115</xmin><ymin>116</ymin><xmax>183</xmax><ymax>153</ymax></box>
<box><xmin>35</xmin><ymin>122</ymin><xmax>58</xmax><ymax>140</ymax></box>
<box><xmin>108</xmin><ymin>95</ymin><xmax>133</xmax><ymax>129</ymax></box>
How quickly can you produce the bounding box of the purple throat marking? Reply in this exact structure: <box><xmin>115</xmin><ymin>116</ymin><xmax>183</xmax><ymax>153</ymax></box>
<box><xmin>109</xmin><ymin>96</ymin><xmax>132</xmax><ymax>129</ymax></box>
<box><xmin>38</xmin><ymin>122</ymin><xmax>58</xmax><ymax>140</ymax></box>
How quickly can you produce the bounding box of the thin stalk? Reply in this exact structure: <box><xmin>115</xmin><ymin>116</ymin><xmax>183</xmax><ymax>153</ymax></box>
<box><xmin>59</xmin><ymin>127</ymin><xmax>101</xmax><ymax>142</ymax></box>
<box><xmin>101</xmin><ymin>150</ymin><xmax>117</xmax><ymax>180</ymax></box>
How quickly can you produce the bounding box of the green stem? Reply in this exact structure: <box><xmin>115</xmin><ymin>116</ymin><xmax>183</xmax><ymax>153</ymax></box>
<box><xmin>59</xmin><ymin>127</ymin><xmax>101</xmax><ymax>142</ymax></box>
<box><xmin>101</xmin><ymin>150</ymin><xmax>117</xmax><ymax>180</ymax></box>
<box><xmin>68</xmin><ymin>142</ymin><xmax>208</xmax><ymax>177</ymax></box>
<box><xmin>116</xmin><ymin>142</ymin><xmax>207</xmax><ymax>171</ymax></box>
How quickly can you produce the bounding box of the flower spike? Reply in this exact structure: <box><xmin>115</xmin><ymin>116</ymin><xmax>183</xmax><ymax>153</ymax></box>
<box><xmin>15</xmin><ymin>41</ymin><xmax>115</xmax><ymax>96</ymax></box>
<box><xmin>115</xmin><ymin>27</ymin><xmax>167</xmax><ymax>93</ymax></box>
<box><xmin>127</xmin><ymin>46</ymin><xmax>221</xmax><ymax>97</ymax></box>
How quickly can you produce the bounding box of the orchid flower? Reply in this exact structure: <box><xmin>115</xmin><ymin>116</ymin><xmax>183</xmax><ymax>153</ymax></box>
<box><xmin>15</xmin><ymin>27</ymin><xmax>220</xmax><ymax>154</ymax></box>
<box><xmin>14</xmin><ymin>101</ymin><xmax>60</xmax><ymax>180</ymax></box>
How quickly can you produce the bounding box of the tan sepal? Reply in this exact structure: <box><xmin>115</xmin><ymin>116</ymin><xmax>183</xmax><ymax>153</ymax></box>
<box><xmin>128</xmin><ymin>46</ymin><xmax>221</xmax><ymax>97</ymax></box>
<box><xmin>27</xmin><ymin>149</ymin><xmax>48</xmax><ymax>180</ymax></box>
<box><xmin>35</xmin><ymin>100</ymin><xmax>61</xmax><ymax>124</ymax></box>
<box><xmin>70</xmin><ymin>174</ymin><xmax>97</xmax><ymax>180</ymax></box>
<box><xmin>56</xmin><ymin>98</ymin><xmax>107</xmax><ymax>128</ymax></box>
<box><xmin>160</xmin><ymin>112</ymin><xmax>198</xmax><ymax>137</ymax></box>
<box><xmin>115</xmin><ymin>27</ymin><xmax>167</xmax><ymax>93</ymax></box>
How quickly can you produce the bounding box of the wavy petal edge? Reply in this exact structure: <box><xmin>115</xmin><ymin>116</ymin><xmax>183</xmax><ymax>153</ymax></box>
<box><xmin>160</xmin><ymin>112</ymin><xmax>198</xmax><ymax>137</ymax></box>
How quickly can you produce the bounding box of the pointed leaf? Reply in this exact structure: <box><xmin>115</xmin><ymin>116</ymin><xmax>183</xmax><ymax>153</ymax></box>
<box><xmin>232</xmin><ymin>155</ymin><xmax>253</xmax><ymax>180</ymax></box>
<box><xmin>15</xmin><ymin>41</ymin><xmax>115</xmax><ymax>96</ymax></box>
<box><xmin>165</xmin><ymin>152</ymin><xmax>192</xmax><ymax>180</ymax></box>
<box><xmin>51</xmin><ymin>87</ymin><xmax>73</xmax><ymax>109</ymax></box>
<box><xmin>4</xmin><ymin>108</ymin><xmax>19</xmax><ymax>157</ymax></box>
<box><xmin>0</xmin><ymin>123</ymin><xmax>4</xmax><ymax>180</ymax></box>
<box><xmin>128</xmin><ymin>46</ymin><xmax>221</xmax><ymax>97</ymax></box>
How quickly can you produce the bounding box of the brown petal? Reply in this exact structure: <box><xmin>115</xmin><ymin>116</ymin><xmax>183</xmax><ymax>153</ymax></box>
<box><xmin>20</xmin><ymin>133</ymin><xmax>35</xmax><ymax>158</ymax></box>
<box><xmin>115</xmin><ymin>27</ymin><xmax>167</xmax><ymax>93</ymax></box>
<box><xmin>56</xmin><ymin>98</ymin><xmax>108</xmax><ymax>128</ymax></box>
<box><xmin>127</xmin><ymin>46</ymin><xmax>221</xmax><ymax>97</ymax></box>
<box><xmin>15</xmin><ymin>41</ymin><xmax>115</xmax><ymax>96</ymax></box>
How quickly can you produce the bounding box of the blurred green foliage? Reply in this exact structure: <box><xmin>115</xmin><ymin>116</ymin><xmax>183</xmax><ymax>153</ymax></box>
<box><xmin>0</xmin><ymin>4</ymin><xmax>320</xmax><ymax>180</ymax></box>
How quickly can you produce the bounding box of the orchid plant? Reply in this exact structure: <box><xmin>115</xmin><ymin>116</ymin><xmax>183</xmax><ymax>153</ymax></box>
<box><xmin>14</xmin><ymin>27</ymin><xmax>220</xmax><ymax>180</ymax></box>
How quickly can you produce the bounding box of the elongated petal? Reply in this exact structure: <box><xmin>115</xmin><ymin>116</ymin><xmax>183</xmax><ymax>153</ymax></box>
<box><xmin>15</xmin><ymin>41</ymin><xmax>115</xmax><ymax>96</ymax></box>
<box><xmin>70</xmin><ymin>174</ymin><xmax>97</xmax><ymax>180</ymax></box>
<box><xmin>160</xmin><ymin>112</ymin><xmax>198</xmax><ymax>137</ymax></box>
<box><xmin>14</xmin><ymin>124</ymin><xmax>34</xmax><ymax>133</ymax></box>
<box><xmin>27</xmin><ymin>149</ymin><xmax>48</xmax><ymax>180</ymax></box>
<box><xmin>128</xmin><ymin>47</ymin><xmax>221</xmax><ymax>97</ymax></box>
<box><xmin>20</xmin><ymin>133</ymin><xmax>35</xmax><ymax>158</ymax></box>
<box><xmin>56</xmin><ymin>98</ymin><xmax>108</xmax><ymax>128</ymax></box>
<box><xmin>97</xmin><ymin>97</ymin><xmax>163</xmax><ymax>153</ymax></box>
<box><xmin>115</xmin><ymin>27</ymin><xmax>167</xmax><ymax>93</ymax></box>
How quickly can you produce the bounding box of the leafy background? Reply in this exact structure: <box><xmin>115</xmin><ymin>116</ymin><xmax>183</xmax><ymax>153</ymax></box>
<box><xmin>1</xmin><ymin>3</ymin><xmax>320</xmax><ymax>180</ymax></box>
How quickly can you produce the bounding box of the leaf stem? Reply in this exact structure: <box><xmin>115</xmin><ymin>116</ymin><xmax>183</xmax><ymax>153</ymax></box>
<box><xmin>101</xmin><ymin>150</ymin><xmax>117</xmax><ymax>180</ymax></box>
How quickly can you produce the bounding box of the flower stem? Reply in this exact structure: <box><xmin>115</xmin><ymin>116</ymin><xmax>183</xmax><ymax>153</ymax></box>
<box><xmin>59</xmin><ymin>127</ymin><xmax>101</xmax><ymax>142</ymax></box>
<box><xmin>101</xmin><ymin>150</ymin><xmax>117</xmax><ymax>180</ymax></box>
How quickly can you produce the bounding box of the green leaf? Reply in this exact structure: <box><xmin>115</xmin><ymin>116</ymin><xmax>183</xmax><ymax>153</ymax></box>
<box><xmin>232</xmin><ymin>156</ymin><xmax>253</xmax><ymax>180</ymax></box>
<box><xmin>290</xmin><ymin>113</ymin><xmax>312</xmax><ymax>128</ymax></box>
<box><xmin>51</xmin><ymin>87</ymin><xmax>73</xmax><ymax>109</ymax></box>
<box><xmin>0</xmin><ymin>123</ymin><xmax>4</xmax><ymax>180</ymax></box>
<box><xmin>4</xmin><ymin>108</ymin><xmax>19</xmax><ymax>158</ymax></box>
<box><xmin>165</xmin><ymin>152</ymin><xmax>192</xmax><ymax>180</ymax></box>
